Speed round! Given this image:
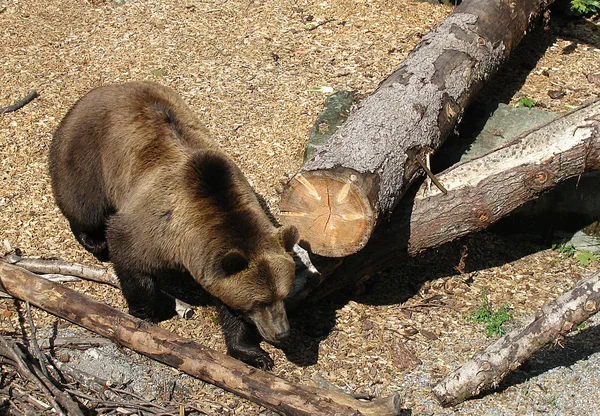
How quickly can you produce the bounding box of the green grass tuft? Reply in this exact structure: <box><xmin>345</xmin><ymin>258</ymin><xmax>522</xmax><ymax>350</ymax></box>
<box><xmin>466</xmin><ymin>292</ymin><xmax>513</xmax><ymax>337</ymax></box>
<box><xmin>516</xmin><ymin>97</ymin><xmax>535</xmax><ymax>108</ymax></box>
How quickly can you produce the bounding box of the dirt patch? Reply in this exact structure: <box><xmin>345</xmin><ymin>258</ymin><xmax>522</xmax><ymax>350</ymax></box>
<box><xmin>1</xmin><ymin>0</ymin><xmax>599</xmax><ymax>414</ymax></box>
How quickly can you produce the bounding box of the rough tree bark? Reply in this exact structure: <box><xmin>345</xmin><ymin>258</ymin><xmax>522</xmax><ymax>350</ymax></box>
<box><xmin>1</xmin><ymin>251</ymin><xmax>194</xmax><ymax>319</ymax></box>
<box><xmin>0</xmin><ymin>262</ymin><xmax>403</xmax><ymax>416</ymax></box>
<box><xmin>407</xmin><ymin>99</ymin><xmax>600</xmax><ymax>255</ymax></box>
<box><xmin>279</xmin><ymin>0</ymin><xmax>556</xmax><ymax>257</ymax></box>
<box><xmin>289</xmin><ymin>99</ymin><xmax>600</xmax><ymax>305</ymax></box>
<box><xmin>432</xmin><ymin>269</ymin><xmax>600</xmax><ymax>407</ymax></box>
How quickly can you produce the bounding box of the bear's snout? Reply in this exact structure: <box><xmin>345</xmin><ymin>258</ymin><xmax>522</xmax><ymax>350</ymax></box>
<box><xmin>248</xmin><ymin>300</ymin><xmax>289</xmax><ymax>344</ymax></box>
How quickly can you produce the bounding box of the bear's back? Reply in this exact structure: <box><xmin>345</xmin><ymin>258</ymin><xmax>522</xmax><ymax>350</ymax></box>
<box><xmin>51</xmin><ymin>81</ymin><xmax>217</xmax><ymax>211</ymax></box>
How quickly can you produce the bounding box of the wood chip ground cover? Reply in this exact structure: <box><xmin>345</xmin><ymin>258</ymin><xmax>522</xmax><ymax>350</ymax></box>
<box><xmin>1</xmin><ymin>0</ymin><xmax>599</xmax><ymax>414</ymax></box>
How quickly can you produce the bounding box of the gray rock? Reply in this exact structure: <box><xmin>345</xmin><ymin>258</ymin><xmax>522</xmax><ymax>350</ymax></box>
<box><xmin>459</xmin><ymin>103</ymin><xmax>559</xmax><ymax>162</ymax></box>
<box><xmin>304</xmin><ymin>91</ymin><xmax>355</xmax><ymax>162</ymax></box>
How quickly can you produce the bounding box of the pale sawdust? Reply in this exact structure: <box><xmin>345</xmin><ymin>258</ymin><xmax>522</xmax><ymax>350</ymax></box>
<box><xmin>1</xmin><ymin>0</ymin><xmax>600</xmax><ymax>415</ymax></box>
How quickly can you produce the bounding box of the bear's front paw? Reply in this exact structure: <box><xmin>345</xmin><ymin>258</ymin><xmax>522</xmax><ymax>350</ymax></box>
<box><xmin>248</xmin><ymin>352</ymin><xmax>274</xmax><ymax>371</ymax></box>
<box><xmin>229</xmin><ymin>348</ymin><xmax>274</xmax><ymax>370</ymax></box>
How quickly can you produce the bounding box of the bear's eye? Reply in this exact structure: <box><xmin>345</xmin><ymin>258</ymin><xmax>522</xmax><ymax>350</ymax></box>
<box><xmin>220</xmin><ymin>250</ymin><xmax>249</xmax><ymax>275</ymax></box>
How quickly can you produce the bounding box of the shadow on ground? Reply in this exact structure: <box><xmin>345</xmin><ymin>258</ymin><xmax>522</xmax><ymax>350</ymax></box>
<box><xmin>478</xmin><ymin>324</ymin><xmax>600</xmax><ymax>397</ymax></box>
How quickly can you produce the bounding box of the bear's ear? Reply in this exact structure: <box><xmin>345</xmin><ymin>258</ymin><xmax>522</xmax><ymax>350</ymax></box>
<box><xmin>277</xmin><ymin>225</ymin><xmax>299</xmax><ymax>252</ymax></box>
<box><xmin>221</xmin><ymin>250</ymin><xmax>249</xmax><ymax>276</ymax></box>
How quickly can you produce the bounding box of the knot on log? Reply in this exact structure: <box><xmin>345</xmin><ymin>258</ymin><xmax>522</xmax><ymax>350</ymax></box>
<box><xmin>584</xmin><ymin>299</ymin><xmax>597</xmax><ymax>312</ymax></box>
<box><xmin>562</xmin><ymin>321</ymin><xmax>574</xmax><ymax>332</ymax></box>
<box><xmin>524</xmin><ymin>168</ymin><xmax>554</xmax><ymax>192</ymax></box>
<box><xmin>480</xmin><ymin>361</ymin><xmax>491</xmax><ymax>372</ymax></box>
<box><xmin>475</xmin><ymin>207</ymin><xmax>491</xmax><ymax>223</ymax></box>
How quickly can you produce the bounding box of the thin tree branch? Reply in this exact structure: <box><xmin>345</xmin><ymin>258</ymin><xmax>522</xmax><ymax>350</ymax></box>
<box><xmin>0</xmin><ymin>90</ymin><xmax>38</xmax><ymax>114</ymax></box>
<box><xmin>433</xmin><ymin>270</ymin><xmax>600</xmax><ymax>406</ymax></box>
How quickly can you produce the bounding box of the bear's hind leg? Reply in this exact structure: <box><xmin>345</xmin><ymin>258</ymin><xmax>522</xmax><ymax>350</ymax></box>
<box><xmin>216</xmin><ymin>301</ymin><xmax>274</xmax><ymax>370</ymax></box>
<box><xmin>70</xmin><ymin>222</ymin><xmax>109</xmax><ymax>262</ymax></box>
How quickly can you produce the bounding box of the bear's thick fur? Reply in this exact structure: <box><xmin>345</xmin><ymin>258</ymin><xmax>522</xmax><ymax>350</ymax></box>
<box><xmin>49</xmin><ymin>81</ymin><xmax>298</xmax><ymax>369</ymax></box>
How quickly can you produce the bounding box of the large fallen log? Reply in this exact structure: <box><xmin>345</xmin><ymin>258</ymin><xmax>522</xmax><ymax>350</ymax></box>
<box><xmin>0</xmin><ymin>262</ymin><xmax>403</xmax><ymax>416</ymax></box>
<box><xmin>432</xmin><ymin>269</ymin><xmax>600</xmax><ymax>406</ymax></box>
<box><xmin>1</xmin><ymin>251</ymin><xmax>194</xmax><ymax>319</ymax></box>
<box><xmin>290</xmin><ymin>99</ymin><xmax>600</xmax><ymax>304</ymax></box>
<box><xmin>280</xmin><ymin>0</ymin><xmax>556</xmax><ymax>257</ymax></box>
<box><xmin>407</xmin><ymin>99</ymin><xmax>600</xmax><ymax>255</ymax></box>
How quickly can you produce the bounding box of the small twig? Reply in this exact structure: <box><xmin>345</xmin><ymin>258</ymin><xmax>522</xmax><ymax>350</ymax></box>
<box><xmin>0</xmin><ymin>90</ymin><xmax>38</xmax><ymax>114</ymax></box>
<box><xmin>66</xmin><ymin>389</ymin><xmax>170</xmax><ymax>414</ymax></box>
<box><xmin>397</xmin><ymin>301</ymin><xmax>459</xmax><ymax>312</ymax></box>
<box><xmin>414</xmin><ymin>153</ymin><xmax>448</xmax><ymax>195</ymax></box>
<box><xmin>38</xmin><ymin>336</ymin><xmax>113</xmax><ymax>350</ymax></box>
<box><xmin>8</xmin><ymin>399</ymin><xmax>26</xmax><ymax>416</ymax></box>
<box><xmin>0</xmin><ymin>336</ymin><xmax>66</xmax><ymax>416</ymax></box>
<box><xmin>25</xmin><ymin>302</ymin><xmax>50</xmax><ymax>379</ymax></box>
<box><xmin>305</xmin><ymin>18</ymin><xmax>336</xmax><ymax>31</ymax></box>
<box><xmin>52</xmin><ymin>358</ymin><xmax>113</xmax><ymax>395</ymax></box>
<box><xmin>2</xmin><ymin>254</ymin><xmax>119</xmax><ymax>286</ymax></box>
<box><xmin>12</xmin><ymin>386</ymin><xmax>52</xmax><ymax>411</ymax></box>
<box><xmin>0</xmin><ymin>355</ymin><xmax>17</xmax><ymax>367</ymax></box>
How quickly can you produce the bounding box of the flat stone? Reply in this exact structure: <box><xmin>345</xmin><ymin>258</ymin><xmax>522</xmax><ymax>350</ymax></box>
<box><xmin>304</xmin><ymin>91</ymin><xmax>355</xmax><ymax>162</ymax></box>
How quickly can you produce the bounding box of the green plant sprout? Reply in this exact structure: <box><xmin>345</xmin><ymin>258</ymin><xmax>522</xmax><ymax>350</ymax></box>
<box><xmin>552</xmin><ymin>242</ymin><xmax>598</xmax><ymax>265</ymax></box>
<box><xmin>571</xmin><ymin>0</ymin><xmax>600</xmax><ymax>16</ymax></box>
<box><xmin>552</xmin><ymin>242</ymin><xmax>577</xmax><ymax>257</ymax></box>
<box><xmin>466</xmin><ymin>292</ymin><xmax>513</xmax><ymax>337</ymax></box>
<box><xmin>575</xmin><ymin>250</ymin><xmax>598</xmax><ymax>266</ymax></box>
<box><xmin>516</xmin><ymin>97</ymin><xmax>535</xmax><ymax>108</ymax></box>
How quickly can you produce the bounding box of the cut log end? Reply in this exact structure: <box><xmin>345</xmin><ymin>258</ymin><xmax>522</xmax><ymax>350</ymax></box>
<box><xmin>279</xmin><ymin>169</ymin><xmax>376</xmax><ymax>257</ymax></box>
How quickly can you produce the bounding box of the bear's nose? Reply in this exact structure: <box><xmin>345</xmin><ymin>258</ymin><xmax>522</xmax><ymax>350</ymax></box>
<box><xmin>275</xmin><ymin>329</ymin><xmax>290</xmax><ymax>342</ymax></box>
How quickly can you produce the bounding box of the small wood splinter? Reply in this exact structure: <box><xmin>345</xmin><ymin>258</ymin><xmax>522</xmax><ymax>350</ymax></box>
<box><xmin>414</xmin><ymin>149</ymin><xmax>448</xmax><ymax>195</ymax></box>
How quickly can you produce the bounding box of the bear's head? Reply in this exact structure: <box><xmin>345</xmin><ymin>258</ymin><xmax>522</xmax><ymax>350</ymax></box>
<box><xmin>206</xmin><ymin>225</ymin><xmax>299</xmax><ymax>343</ymax></box>
<box><xmin>184</xmin><ymin>150</ymin><xmax>300</xmax><ymax>342</ymax></box>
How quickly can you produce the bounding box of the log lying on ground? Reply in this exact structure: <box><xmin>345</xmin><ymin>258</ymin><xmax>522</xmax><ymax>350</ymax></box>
<box><xmin>432</xmin><ymin>269</ymin><xmax>600</xmax><ymax>407</ymax></box>
<box><xmin>1</xmin><ymin>252</ymin><xmax>194</xmax><ymax>319</ymax></box>
<box><xmin>407</xmin><ymin>99</ymin><xmax>600</xmax><ymax>255</ymax></box>
<box><xmin>0</xmin><ymin>262</ymin><xmax>403</xmax><ymax>416</ymax></box>
<box><xmin>280</xmin><ymin>0</ymin><xmax>556</xmax><ymax>257</ymax></box>
<box><xmin>290</xmin><ymin>99</ymin><xmax>600</xmax><ymax>304</ymax></box>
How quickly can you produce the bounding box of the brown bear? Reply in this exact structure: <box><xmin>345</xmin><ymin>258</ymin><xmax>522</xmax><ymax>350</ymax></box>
<box><xmin>49</xmin><ymin>81</ymin><xmax>299</xmax><ymax>369</ymax></box>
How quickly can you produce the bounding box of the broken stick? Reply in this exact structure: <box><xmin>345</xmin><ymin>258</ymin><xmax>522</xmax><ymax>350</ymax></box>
<box><xmin>0</xmin><ymin>262</ymin><xmax>403</xmax><ymax>416</ymax></box>
<box><xmin>0</xmin><ymin>90</ymin><xmax>38</xmax><ymax>114</ymax></box>
<box><xmin>432</xmin><ymin>270</ymin><xmax>600</xmax><ymax>407</ymax></box>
